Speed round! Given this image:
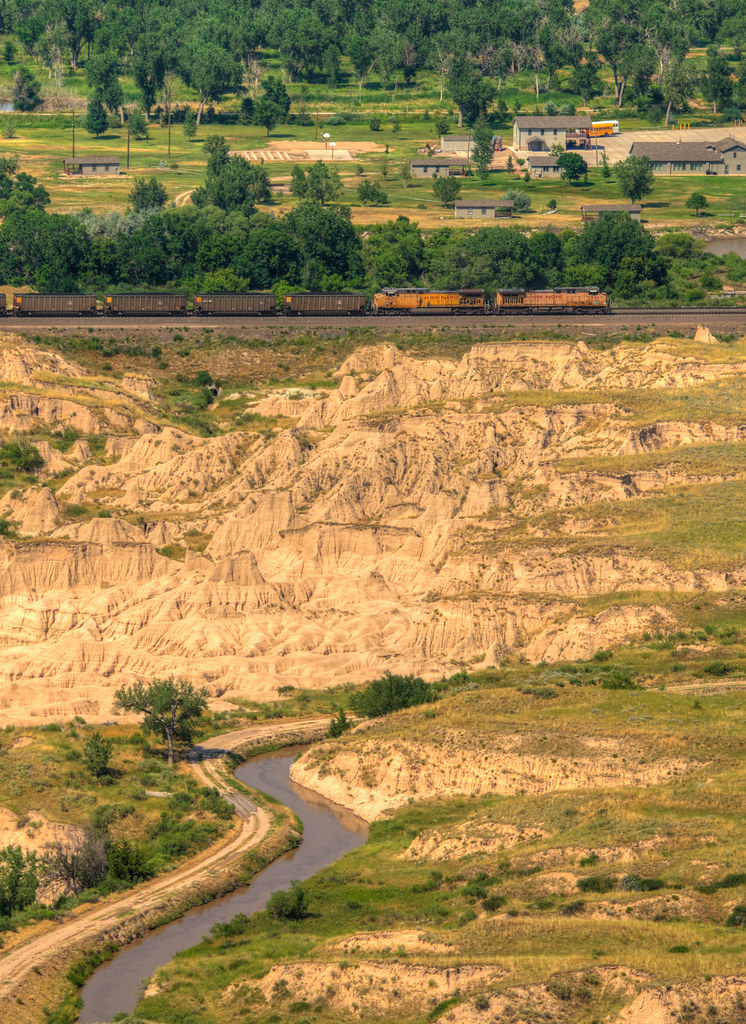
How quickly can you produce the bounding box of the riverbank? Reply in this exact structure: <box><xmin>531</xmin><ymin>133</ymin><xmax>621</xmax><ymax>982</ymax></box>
<box><xmin>0</xmin><ymin>718</ymin><xmax>329</xmax><ymax>1024</ymax></box>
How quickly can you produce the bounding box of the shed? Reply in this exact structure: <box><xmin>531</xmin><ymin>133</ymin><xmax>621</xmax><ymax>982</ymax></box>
<box><xmin>454</xmin><ymin>199</ymin><xmax>514</xmax><ymax>219</ymax></box>
<box><xmin>440</xmin><ymin>134</ymin><xmax>472</xmax><ymax>154</ymax></box>
<box><xmin>580</xmin><ymin>203</ymin><xmax>642</xmax><ymax>221</ymax></box>
<box><xmin>410</xmin><ymin>157</ymin><xmax>469</xmax><ymax>179</ymax></box>
<box><xmin>527</xmin><ymin>154</ymin><xmax>562</xmax><ymax>179</ymax></box>
<box><xmin>63</xmin><ymin>157</ymin><xmax>120</xmax><ymax>176</ymax></box>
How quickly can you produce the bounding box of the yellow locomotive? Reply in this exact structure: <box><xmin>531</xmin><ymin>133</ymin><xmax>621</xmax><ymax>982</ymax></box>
<box><xmin>494</xmin><ymin>287</ymin><xmax>610</xmax><ymax>314</ymax></box>
<box><xmin>373</xmin><ymin>288</ymin><xmax>486</xmax><ymax>314</ymax></box>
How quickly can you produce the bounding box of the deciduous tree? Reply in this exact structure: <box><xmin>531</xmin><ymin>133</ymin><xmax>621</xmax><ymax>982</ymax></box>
<box><xmin>113</xmin><ymin>677</ymin><xmax>208</xmax><ymax>765</ymax></box>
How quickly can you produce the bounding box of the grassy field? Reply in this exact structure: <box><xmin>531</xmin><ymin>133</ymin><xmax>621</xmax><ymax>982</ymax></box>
<box><xmin>134</xmin><ymin>652</ymin><xmax>746</xmax><ymax>1024</ymax></box>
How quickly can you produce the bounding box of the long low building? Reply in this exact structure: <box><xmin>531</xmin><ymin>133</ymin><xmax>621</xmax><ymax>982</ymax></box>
<box><xmin>410</xmin><ymin>157</ymin><xmax>469</xmax><ymax>178</ymax></box>
<box><xmin>454</xmin><ymin>199</ymin><xmax>514</xmax><ymax>219</ymax></box>
<box><xmin>63</xmin><ymin>156</ymin><xmax>120</xmax><ymax>176</ymax></box>
<box><xmin>581</xmin><ymin>203</ymin><xmax>642</xmax><ymax>221</ymax></box>
<box><xmin>630</xmin><ymin>137</ymin><xmax>746</xmax><ymax>174</ymax></box>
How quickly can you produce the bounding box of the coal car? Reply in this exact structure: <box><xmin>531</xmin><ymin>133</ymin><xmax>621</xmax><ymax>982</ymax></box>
<box><xmin>193</xmin><ymin>292</ymin><xmax>276</xmax><ymax>315</ymax></box>
<box><xmin>282</xmin><ymin>293</ymin><xmax>367</xmax><ymax>315</ymax></box>
<box><xmin>104</xmin><ymin>293</ymin><xmax>188</xmax><ymax>315</ymax></box>
<box><xmin>12</xmin><ymin>293</ymin><xmax>98</xmax><ymax>315</ymax></box>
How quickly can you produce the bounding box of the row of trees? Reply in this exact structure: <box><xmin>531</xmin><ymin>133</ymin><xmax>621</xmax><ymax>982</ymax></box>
<box><xmin>2</xmin><ymin>0</ymin><xmax>746</xmax><ymax>127</ymax></box>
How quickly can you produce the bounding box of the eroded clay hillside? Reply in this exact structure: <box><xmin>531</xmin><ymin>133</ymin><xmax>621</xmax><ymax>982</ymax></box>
<box><xmin>1</xmin><ymin>332</ymin><xmax>745</xmax><ymax>718</ymax></box>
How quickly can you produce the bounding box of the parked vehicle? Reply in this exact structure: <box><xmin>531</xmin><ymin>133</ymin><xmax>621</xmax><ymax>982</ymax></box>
<box><xmin>12</xmin><ymin>293</ymin><xmax>97</xmax><ymax>316</ymax></box>
<box><xmin>373</xmin><ymin>288</ymin><xmax>486</xmax><ymax>314</ymax></box>
<box><xmin>194</xmin><ymin>292</ymin><xmax>276</xmax><ymax>315</ymax></box>
<box><xmin>283</xmin><ymin>293</ymin><xmax>367</xmax><ymax>315</ymax></box>
<box><xmin>588</xmin><ymin>120</ymin><xmax>620</xmax><ymax>137</ymax></box>
<box><xmin>104</xmin><ymin>293</ymin><xmax>188</xmax><ymax>315</ymax></box>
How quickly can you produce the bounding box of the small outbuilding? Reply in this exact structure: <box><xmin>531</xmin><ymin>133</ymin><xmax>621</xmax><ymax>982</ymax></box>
<box><xmin>527</xmin><ymin>154</ymin><xmax>562</xmax><ymax>179</ymax></box>
<box><xmin>454</xmin><ymin>199</ymin><xmax>514</xmax><ymax>219</ymax></box>
<box><xmin>63</xmin><ymin>156</ymin><xmax>120</xmax><ymax>176</ymax></box>
<box><xmin>410</xmin><ymin>157</ymin><xmax>469</xmax><ymax>178</ymax></box>
<box><xmin>440</xmin><ymin>134</ymin><xmax>473</xmax><ymax>154</ymax></box>
<box><xmin>580</xmin><ymin>203</ymin><xmax>642</xmax><ymax>221</ymax></box>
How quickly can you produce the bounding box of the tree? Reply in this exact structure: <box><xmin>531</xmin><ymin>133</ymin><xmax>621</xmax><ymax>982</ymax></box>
<box><xmin>203</xmin><ymin>135</ymin><xmax>230</xmax><ymax>172</ymax></box>
<box><xmin>326</xmin><ymin>709</ymin><xmax>351</xmax><ymax>738</ymax></box>
<box><xmin>42</xmin><ymin>828</ymin><xmax>108</xmax><ymax>895</ymax></box>
<box><xmin>254</xmin><ymin>97</ymin><xmax>282</xmax><ymax>136</ymax></box>
<box><xmin>472</xmin><ymin>116</ymin><xmax>493</xmax><ymax>180</ymax></box>
<box><xmin>570</xmin><ymin>54</ymin><xmax>604</xmax><ymax>106</ymax></box>
<box><xmin>349</xmin><ymin>34</ymin><xmax>375</xmax><ymax>96</ymax></box>
<box><xmin>82</xmin><ymin>731</ymin><xmax>113</xmax><ymax>778</ymax></box>
<box><xmin>129</xmin><ymin>177</ymin><xmax>168</xmax><ymax>212</ymax></box>
<box><xmin>181</xmin><ymin>43</ymin><xmax>242</xmax><ymax>124</ymax></box>
<box><xmin>128</xmin><ymin>109</ymin><xmax>149</xmax><ymax>141</ymax></box>
<box><xmin>448</xmin><ymin>56</ymin><xmax>494</xmax><ymax>127</ymax></box>
<box><xmin>13</xmin><ymin>66</ymin><xmax>41</xmax><ymax>111</ymax></box>
<box><xmin>113</xmin><ymin>677</ymin><xmax>208</xmax><ymax>766</ymax></box>
<box><xmin>261</xmin><ymin>77</ymin><xmax>291</xmax><ymax>120</ymax></box>
<box><xmin>350</xmin><ymin>673</ymin><xmax>433</xmax><ymax>718</ymax></box>
<box><xmin>3</xmin><ymin>41</ymin><xmax>15</xmax><ymax>65</ymax></box>
<box><xmin>192</xmin><ymin>156</ymin><xmax>271</xmax><ymax>214</ymax></box>
<box><xmin>557</xmin><ymin>152</ymin><xmax>588</xmax><ymax>184</ymax></box>
<box><xmin>305</xmin><ymin>161</ymin><xmax>342</xmax><ymax>205</ymax></box>
<box><xmin>685</xmin><ymin>192</ymin><xmax>709</xmax><ymax>217</ymax></box>
<box><xmin>615</xmin><ymin>155</ymin><xmax>655</xmax><ymax>203</ymax></box>
<box><xmin>85</xmin><ymin>97</ymin><xmax>108</xmax><ymax>138</ymax></box>
<box><xmin>267</xmin><ymin>880</ymin><xmax>308</xmax><ymax>920</ymax></box>
<box><xmin>433</xmin><ymin>176</ymin><xmax>462</xmax><ymax>206</ymax></box>
<box><xmin>400</xmin><ymin>162</ymin><xmax>412</xmax><ymax>188</ymax></box>
<box><xmin>183</xmin><ymin>110</ymin><xmax>197</xmax><ymax>140</ymax></box>
<box><xmin>290</xmin><ymin>165</ymin><xmax>308</xmax><ymax>197</ymax></box>
<box><xmin>85</xmin><ymin>52</ymin><xmax>123</xmax><ymax>122</ymax></box>
<box><xmin>662</xmin><ymin>59</ymin><xmax>696</xmax><ymax>127</ymax></box>
<box><xmin>0</xmin><ymin>440</ymin><xmax>44</xmax><ymax>472</ymax></box>
<box><xmin>132</xmin><ymin>35</ymin><xmax>166</xmax><ymax>116</ymax></box>
<box><xmin>702</xmin><ymin>48</ymin><xmax>732</xmax><ymax>114</ymax></box>
<box><xmin>0</xmin><ymin>846</ymin><xmax>38</xmax><ymax>916</ymax></box>
<box><xmin>357</xmin><ymin>179</ymin><xmax>388</xmax><ymax>206</ymax></box>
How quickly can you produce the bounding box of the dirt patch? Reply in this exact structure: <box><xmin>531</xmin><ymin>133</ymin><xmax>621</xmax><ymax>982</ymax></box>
<box><xmin>403</xmin><ymin>821</ymin><xmax>550</xmax><ymax>861</ymax></box>
<box><xmin>326</xmin><ymin>930</ymin><xmax>453</xmax><ymax>955</ymax></box>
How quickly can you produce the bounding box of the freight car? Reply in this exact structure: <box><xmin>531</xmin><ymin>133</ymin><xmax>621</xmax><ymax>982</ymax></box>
<box><xmin>283</xmin><ymin>292</ymin><xmax>367</xmax><ymax>315</ymax></box>
<box><xmin>12</xmin><ymin>293</ymin><xmax>97</xmax><ymax>316</ymax></box>
<box><xmin>0</xmin><ymin>294</ymin><xmax>5</xmax><ymax>315</ymax></box>
<box><xmin>493</xmin><ymin>287</ymin><xmax>610</xmax><ymax>314</ymax></box>
<box><xmin>194</xmin><ymin>292</ymin><xmax>276</xmax><ymax>315</ymax></box>
<box><xmin>104</xmin><ymin>293</ymin><xmax>188</xmax><ymax>315</ymax></box>
<box><xmin>373</xmin><ymin>288</ymin><xmax>486</xmax><ymax>314</ymax></box>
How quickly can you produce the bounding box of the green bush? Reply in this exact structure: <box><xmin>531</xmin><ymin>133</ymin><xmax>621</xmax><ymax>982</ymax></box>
<box><xmin>267</xmin><ymin>881</ymin><xmax>308</xmax><ymax>920</ymax></box>
<box><xmin>350</xmin><ymin>673</ymin><xmax>434</xmax><ymax>718</ymax></box>
<box><xmin>577</xmin><ymin>875</ymin><xmax>615</xmax><ymax>893</ymax></box>
<box><xmin>703</xmin><ymin>661</ymin><xmax>731</xmax><ymax>676</ymax></box>
<box><xmin>727</xmin><ymin>904</ymin><xmax>746</xmax><ymax>927</ymax></box>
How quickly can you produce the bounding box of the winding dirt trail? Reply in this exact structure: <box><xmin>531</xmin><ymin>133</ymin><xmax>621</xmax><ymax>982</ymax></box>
<box><xmin>0</xmin><ymin>717</ymin><xmax>328</xmax><ymax>1015</ymax></box>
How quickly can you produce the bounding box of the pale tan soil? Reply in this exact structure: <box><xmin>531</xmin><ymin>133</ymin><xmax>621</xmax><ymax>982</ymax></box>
<box><xmin>1</xmin><ymin>335</ymin><xmax>746</xmax><ymax>718</ymax></box>
<box><xmin>221</xmin><ymin>961</ymin><xmax>503</xmax><ymax>1017</ymax></box>
<box><xmin>403</xmin><ymin>821</ymin><xmax>550</xmax><ymax>860</ymax></box>
<box><xmin>290</xmin><ymin>732</ymin><xmax>692</xmax><ymax>822</ymax></box>
<box><xmin>0</xmin><ymin>718</ymin><xmax>326</xmax><ymax>1022</ymax></box>
<box><xmin>325</xmin><ymin>929</ymin><xmax>454</xmax><ymax>955</ymax></box>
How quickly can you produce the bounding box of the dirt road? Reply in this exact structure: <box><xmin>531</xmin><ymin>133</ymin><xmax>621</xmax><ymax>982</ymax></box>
<box><xmin>0</xmin><ymin>717</ymin><xmax>328</xmax><ymax>1020</ymax></box>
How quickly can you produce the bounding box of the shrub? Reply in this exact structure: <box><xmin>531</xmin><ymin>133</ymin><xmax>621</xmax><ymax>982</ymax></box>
<box><xmin>504</xmin><ymin>189</ymin><xmax>532</xmax><ymax>213</ymax></box>
<box><xmin>620</xmin><ymin>874</ymin><xmax>665</xmax><ymax>891</ymax></box>
<box><xmin>267</xmin><ymin>881</ymin><xmax>308</xmax><ymax>920</ymax></box>
<box><xmin>0</xmin><ymin>440</ymin><xmax>44</xmax><ymax>473</ymax></box>
<box><xmin>577</xmin><ymin>875</ymin><xmax>615</xmax><ymax>893</ymax></box>
<box><xmin>82</xmin><ymin>731</ymin><xmax>113</xmax><ymax>778</ymax></box>
<box><xmin>560</xmin><ymin>900</ymin><xmax>585</xmax><ymax>916</ymax></box>
<box><xmin>327</xmin><ymin>709</ymin><xmax>351</xmax><ymax>738</ymax></box>
<box><xmin>368</xmin><ymin>115</ymin><xmax>381</xmax><ymax>131</ymax></box>
<box><xmin>350</xmin><ymin>672</ymin><xmax>434</xmax><ymax>718</ymax></box>
<box><xmin>703</xmin><ymin>661</ymin><xmax>731</xmax><ymax>676</ymax></box>
<box><xmin>726</xmin><ymin>904</ymin><xmax>746</xmax><ymax>927</ymax></box>
<box><xmin>482</xmin><ymin>893</ymin><xmax>506</xmax><ymax>912</ymax></box>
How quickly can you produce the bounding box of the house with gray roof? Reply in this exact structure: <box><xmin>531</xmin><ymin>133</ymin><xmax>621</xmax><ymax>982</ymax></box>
<box><xmin>410</xmin><ymin>156</ymin><xmax>469</xmax><ymax>178</ymax></box>
<box><xmin>527</xmin><ymin>154</ymin><xmax>562</xmax><ymax>178</ymax></box>
<box><xmin>628</xmin><ymin>138</ymin><xmax>746</xmax><ymax>174</ymax></box>
<box><xmin>513</xmin><ymin>115</ymin><xmax>592</xmax><ymax>152</ymax></box>
<box><xmin>454</xmin><ymin>198</ymin><xmax>514</xmax><ymax>219</ymax></box>
<box><xmin>581</xmin><ymin>203</ymin><xmax>642</xmax><ymax>221</ymax></box>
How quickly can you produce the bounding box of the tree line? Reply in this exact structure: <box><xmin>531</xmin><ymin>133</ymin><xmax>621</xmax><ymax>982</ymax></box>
<box><xmin>1</xmin><ymin>0</ymin><xmax>746</xmax><ymax>127</ymax></box>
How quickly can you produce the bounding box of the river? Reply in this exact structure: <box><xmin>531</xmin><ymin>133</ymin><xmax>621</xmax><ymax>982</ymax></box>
<box><xmin>77</xmin><ymin>746</ymin><xmax>368</xmax><ymax>1023</ymax></box>
<box><xmin>705</xmin><ymin>237</ymin><xmax>746</xmax><ymax>257</ymax></box>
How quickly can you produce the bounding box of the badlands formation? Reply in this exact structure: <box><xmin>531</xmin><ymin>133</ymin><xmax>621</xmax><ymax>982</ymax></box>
<box><xmin>0</xmin><ymin>332</ymin><xmax>742</xmax><ymax>719</ymax></box>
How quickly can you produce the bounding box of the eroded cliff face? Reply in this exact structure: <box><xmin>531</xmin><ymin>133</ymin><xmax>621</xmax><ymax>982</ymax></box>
<box><xmin>0</xmin><ymin>334</ymin><xmax>742</xmax><ymax>718</ymax></box>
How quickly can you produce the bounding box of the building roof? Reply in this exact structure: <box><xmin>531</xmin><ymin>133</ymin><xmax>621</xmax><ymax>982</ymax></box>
<box><xmin>527</xmin><ymin>155</ymin><xmax>560</xmax><ymax>167</ymax></box>
<box><xmin>714</xmin><ymin>137</ymin><xmax>746</xmax><ymax>152</ymax></box>
<box><xmin>454</xmin><ymin>199</ymin><xmax>514</xmax><ymax>208</ymax></box>
<box><xmin>631</xmin><ymin>141</ymin><xmax>723</xmax><ymax>163</ymax></box>
<box><xmin>411</xmin><ymin>156</ymin><xmax>468</xmax><ymax>166</ymax></box>
<box><xmin>580</xmin><ymin>203</ymin><xmax>642</xmax><ymax>212</ymax></box>
<box><xmin>514</xmin><ymin>115</ymin><xmax>592</xmax><ymax>129</ymax></box>
<box><xmin>63</xmin><ymin>156</ymin><xmax>120</xmax><ymax>165</ymax></box>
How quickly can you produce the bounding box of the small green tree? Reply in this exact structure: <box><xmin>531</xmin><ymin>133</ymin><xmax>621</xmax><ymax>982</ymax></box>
<box><xmin>601</xmin><ymin>150</ymin><xmax>612</xmax><ymax>181</ymax></box>
<box><xmin>326</xmin><ymin>709</ymin><xmax>351</xmax><ymax>738</ymax></box>
<box><xmin>129</xmin><ymin>176</ymin><xmax>168</xmax><ymax>211</ymax></box>
<box><xmin>305</xmin><ymin>161</ymin><xmax>342</xmax><ymax>204</ymax></box>
<box><xmin>3</xmin><ymin>41</ymin><xmax>15</xmax><ymax>64</ymax></box>
<box><xmin>13</xmin><ymin>66</ymin><xmax>41</xmax><ymax>111</ymax></box>
<box><xmin>557</xmin><ymin>151</ymin><xmax>588</xmax><ymax>184</ymax></box>
<box><xmin>391</xmin><ymin>118</ymin><xmax>401</xmax><ymax>134</ymax></box>
<box><xmin>616</xmin><ymin>154</ymin><xmax>655</xmax><ymax>203</ymax></box>
<box><xmin>128</xmin><ymin>108</ymin><xmax>149</xmax><ymax>140</ymax></box>
<box><xmin>85</xmin><ymin>97</ymin><xmax>109</xmax><ymax>137</ymax></box>
<box><xmin>357</xmin><ymin>179</ymin><xmax>389</xmax><ymax>205</ymax></box>
<box><xmin>290</xmin><ymin>164</ymin><xmax>308</xmax><ymax>197</ymax></box>
<box><xmin>0</xmin><ymin>440</ymin><xmax>44</xmax><ymax>473</ymax></box>
<box><xmin>432</xmin><ymin>175</ymin><xmax>462</xmax><ymax>206</ymax></box>
<box><xmin>685</xmin><ymin>192</ymin><xmax>709</xmax><ymax>217</ymax></box>
<box><xmin>368</xmin><ymin>115</ymin><xmax>381</xmax><ymax>131</ymax></box>
<box><xmin>82</xmin><ymin>731</ymin><xmax>113</xmax><ymax>778</ymax></box>
<box><xmin>350</xmin><ymin>673</ymin><xmax>433</xmax><ymax>718</ymax></box>
<box><xmin>182</xmin><ymin>109</ymin><xmax>197</xmax><ymax>140</ymax></box>
<box><xmin>472</xmin><ymin>115</ymin><xmax>493</xmax><ymax>180</ymax></box>
<box><xmin>400</xmin><ymin>161</ymin><xmax>412</xmax><ymax>187</ymax></box>
<box><xmin>0</xmin><ymin>845</ymin><xmax>38</xmax><ymax>916</ymax></box>
<box><xmin>254</xmin><ymin>97</ymin><xmax>282</xmax><ymax>136</ymax></box>
<box><xmin>113</xmin><ymin>677</ymin><xmax>208</xmax><ymax>765</ymax></box>
<box><xmin>267</xmin><ymin>880</ymin><xmax>308</xmax><ymax>920</ymax></box>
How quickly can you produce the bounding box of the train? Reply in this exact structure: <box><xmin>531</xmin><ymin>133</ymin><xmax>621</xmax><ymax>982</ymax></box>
<box><xmin>2</xmin><ymin>287</ymin><xmax>612</xmax><ymax>317</ymax></box>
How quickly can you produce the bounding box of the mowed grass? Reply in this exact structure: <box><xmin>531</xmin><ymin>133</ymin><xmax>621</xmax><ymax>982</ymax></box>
<box><xmin>136</xmin><ymin>676</ymin><xmax>746</xmax><ymax>1024</ymax></box>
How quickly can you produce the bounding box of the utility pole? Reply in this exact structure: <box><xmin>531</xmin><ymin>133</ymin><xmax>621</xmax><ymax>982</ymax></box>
<box><xmin>315</xmin><ymin>104</ymin><xmax>319</xmax><ymax>140</ymax></box>
<box><xmin>127</xmin><ymin>120</ymin><xmax>130</xmax><ymax>170</ymax></box>
<box><xmin>72</xmin><ymin>108</ymin><xmax>75</xmax><ymax>158</ymax></box>
<box><xmin>168</xmin><ymin>107</ymin><xmax>171</xmax><ymax>159</ymax></box>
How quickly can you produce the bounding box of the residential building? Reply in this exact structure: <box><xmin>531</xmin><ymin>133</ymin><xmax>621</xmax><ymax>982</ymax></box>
<box><xmin>580</xmin><ymin>203</ymin><xmax>642</xmax><ymax>221</ymax></box>
<box><xmin>63</xmin><ymin>157</ymin><xmax>120</xmax><ymax>176</ymax></box>
<box><xmin>454</xmin><ymin>199</ymin><xmax>514</xmax><ymax>219</ymax></box>
<box><xmin>527</xmin><ymin>154</ymin><xmax>562</xmax><ymax>178</ymax></box>
<box><xmin>513</xmin><ymin>116</ymin><xmax>592</xmax><ymax>152</ymax></box>
<box><xmin>410</xmin><ymin>157</ymin><xmax>468</xmax><ymax>178</ymax></box>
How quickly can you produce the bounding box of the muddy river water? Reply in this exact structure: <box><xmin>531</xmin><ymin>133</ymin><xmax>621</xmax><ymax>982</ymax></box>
<box><xmin>77</xmin><ymin>747</ymin><xmax>368</xmax><ymax>1023</ymax></box>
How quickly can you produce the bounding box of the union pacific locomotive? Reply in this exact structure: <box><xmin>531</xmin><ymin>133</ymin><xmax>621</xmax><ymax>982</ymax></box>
<box><xmin>0</xmin><ymin>287</ymin><xmax>611</xmax><ymax>317</ymax></box>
